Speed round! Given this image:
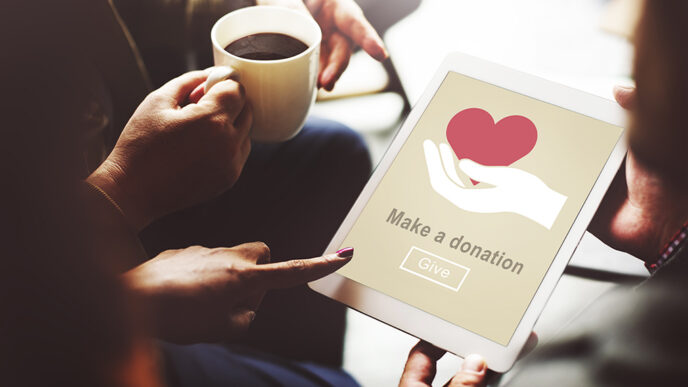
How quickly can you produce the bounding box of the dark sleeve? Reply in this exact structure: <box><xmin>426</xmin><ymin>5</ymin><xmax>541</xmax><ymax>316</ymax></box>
<box><xmin>504</xmin><ymin>247</ymin><xmax>688</xmax><ymax>387</ymax></box>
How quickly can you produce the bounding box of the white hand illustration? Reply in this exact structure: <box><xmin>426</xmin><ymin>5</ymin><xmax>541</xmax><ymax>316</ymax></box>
<box><xmin>423</xmin><ymin>140</ymin><xmax>567</xmax><ymax>229</ymax></box>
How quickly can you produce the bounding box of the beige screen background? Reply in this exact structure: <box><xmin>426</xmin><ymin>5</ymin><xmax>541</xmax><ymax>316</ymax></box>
<box><xmin>337</xmin><ymin>72</ymin><xmax>624</xmax><ymax>345</ymax></box>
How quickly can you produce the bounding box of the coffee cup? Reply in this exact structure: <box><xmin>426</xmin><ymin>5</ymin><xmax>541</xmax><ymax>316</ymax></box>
<box><xmin>207</xmin><ymin>6</ymin><xmax>321</xmax><ymax>142</ymax></box>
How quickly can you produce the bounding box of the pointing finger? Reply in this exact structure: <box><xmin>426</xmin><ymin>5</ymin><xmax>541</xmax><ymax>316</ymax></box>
<box><xmin>251</xmin><ymin>250</ymin><xmax>353</xmax><ymax>289</ymax></box>
<box><xmin>334</xmin><ymin>1</ymin><xmax>388</xmax><ymax>61</ymax></box>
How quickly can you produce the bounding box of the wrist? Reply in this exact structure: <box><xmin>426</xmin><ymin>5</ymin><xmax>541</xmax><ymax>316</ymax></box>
<box><xmin>526</xmin><ymin>186</ymin><xmax>567</xmax><ymax>230</ymax></box>
<box><xmin>87</xmin><ymin>160</ymin><xmax>152</xmax><ymax>232</ymax></box>
<box><xmin>646</xmin><ymin>220</ymin><xmax>688</xmax><ymax>273</ymax></box>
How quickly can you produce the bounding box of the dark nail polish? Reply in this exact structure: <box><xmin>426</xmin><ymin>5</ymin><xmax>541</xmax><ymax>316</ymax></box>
<box><xmin>336</xmin><ymin>247</ymin><xmax>354</xmax><ymax>258</ymax></box>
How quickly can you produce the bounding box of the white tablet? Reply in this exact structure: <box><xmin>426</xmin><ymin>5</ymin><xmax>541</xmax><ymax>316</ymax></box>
<box><xmin>309</xmin><ymin>53</ymin><xmax>627</xmax><ymax>372</ymax></box>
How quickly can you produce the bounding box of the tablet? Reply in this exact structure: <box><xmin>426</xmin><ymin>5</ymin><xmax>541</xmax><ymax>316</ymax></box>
<box><xmin>309</xmin><ymin>53</ymin><xmax>627</xmax><ymax>372</ymax></box>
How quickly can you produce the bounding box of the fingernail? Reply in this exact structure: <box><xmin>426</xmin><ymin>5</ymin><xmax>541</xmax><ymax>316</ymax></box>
<box><xmin>461</xmin><ymin>354</ymin><xmax>486</xmax><ymax>373</ymax></box>
<box><xmin>321</xmin><ymin>67</ymin><xmax>335</xmax><ymax>90</ymax></box>
<box><xmin>336</xmin><ymin>247</ymin><xmax>354</xmax><ymax>258</ymax></box>
<box><xmin>365</xmin><ymin>36</ymin><xmax>388</xmax><ymax>60</ymax></box>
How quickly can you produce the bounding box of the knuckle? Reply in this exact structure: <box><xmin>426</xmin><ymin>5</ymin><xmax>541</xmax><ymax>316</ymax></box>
<box><xmin>287</xmin><ymin>259</ymin><xmax>307</xmax><ymax>272</ymax></box>
<box><xmin>236</xmin><ymin>266</ymin><xmax>260</xmax><ymax>288</ymax></box>
<box><xmin>243</xmin><ymin>242</ymin><xmax>270</xmax><ymax>263</ymax></box>
<box><xmin>255</xmin><ymin>242</ymin><xmax>270</xmax><ymax>259</ymax></box>
<box><xmin>208</xmin><ymin>247</ymin><xmax>228</xmax><ymax>256</ymax></box>
<box><xmin>226</xmin><ymin>262</ymin><xmax>251</xmax><ymax>283</ymax></box>
<box><xmin>144</xmin><ymin>91</ymin><xmax>166</xmax><ymax>106</ymax></box>
<box><xmin>216</xmin><ymin>81</ymin><xmax>245</xmax><ymax>105</ymax></box>
<box><xmin>223</xmin><ymin>261</ymin><xmax>237</xmax><ymax>274</ymax></box>
<box><xmin>187</xmin><ymin>245</ymin><xmax>206</xmax><ymax>253</ymax></box>
<box><xmin>206</xmin><ymin>113</ymin><xmax>229</xmax><ymax>131</ymax></box>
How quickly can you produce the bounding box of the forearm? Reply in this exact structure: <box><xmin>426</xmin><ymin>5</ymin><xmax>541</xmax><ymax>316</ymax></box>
<box><xmin>81</xmin><ymin>181</ymin><xmax>148</xmax><ymax>272</ymax></box>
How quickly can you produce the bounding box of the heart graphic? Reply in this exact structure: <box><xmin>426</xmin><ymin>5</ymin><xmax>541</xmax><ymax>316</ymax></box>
<box><xmin>446</xmin><ymin>108</ymin><xmax>538</xmax><ymax>185</ymax></box>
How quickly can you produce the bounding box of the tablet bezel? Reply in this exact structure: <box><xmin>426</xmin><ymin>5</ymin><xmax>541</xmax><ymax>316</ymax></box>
<box><xmin>309</xmin><ymin>52</ymin><xmax>628</xmax><ymax>372</ymax></box>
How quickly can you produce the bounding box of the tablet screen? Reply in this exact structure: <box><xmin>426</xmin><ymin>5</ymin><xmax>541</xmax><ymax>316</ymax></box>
<box><xmin>336</xmin><ymin>72</ymin><xmax>624</xmax><ymax>345</ymax></box>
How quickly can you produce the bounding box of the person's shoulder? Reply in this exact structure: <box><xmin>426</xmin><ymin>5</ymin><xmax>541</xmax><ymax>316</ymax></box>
<box><xmin>505</xmin><ymin>282</ymin><xmax>688</xmax><ymax>387</ymax></box>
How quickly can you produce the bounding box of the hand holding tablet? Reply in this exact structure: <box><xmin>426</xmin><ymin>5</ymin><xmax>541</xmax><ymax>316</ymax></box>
<box><xmin>310</xmin><ymin>53</ymin><xmax>627</xmax><ymax>372</ymax></box>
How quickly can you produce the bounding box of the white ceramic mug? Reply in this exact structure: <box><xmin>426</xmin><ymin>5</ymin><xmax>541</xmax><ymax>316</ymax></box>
<box><xmin>208</xmin><ymin>6</ymin><xmax>321</xmax><ymax>142</ymax></box>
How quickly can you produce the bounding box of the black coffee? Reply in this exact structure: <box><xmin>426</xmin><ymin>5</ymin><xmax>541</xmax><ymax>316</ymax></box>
<box><xmin>225</xmin><ymin>33</ymin><xmax>308</xmax><ymax>61</ymax></box>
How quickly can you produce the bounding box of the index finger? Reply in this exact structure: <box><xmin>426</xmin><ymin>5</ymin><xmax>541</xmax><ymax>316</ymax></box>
<box><xmin>251</xmin><ymin>251</ymin><xmax>353</xmax><ymax>289</ymax></box>
<box><xmin>334</xmin><ymin>1</ymin><xmax>388</xmax><ymax>61</ymax></box>
<box><xmin>157</xmin><ymin>71</ymin><xmax>208</xmax><ymax>105</ymax></box>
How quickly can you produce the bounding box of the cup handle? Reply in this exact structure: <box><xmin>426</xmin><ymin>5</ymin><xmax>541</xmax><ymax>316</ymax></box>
<box><xmin>205</xmin><ymin>66</ymin><xmax>241</xmax><ymax>93</ymax></box>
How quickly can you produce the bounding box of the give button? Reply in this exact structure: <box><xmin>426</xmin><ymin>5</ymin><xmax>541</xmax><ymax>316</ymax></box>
<box><xmin>400</xmin><ymin>247</ymin><xmax>470</xmax><ymax>292</ymax></box>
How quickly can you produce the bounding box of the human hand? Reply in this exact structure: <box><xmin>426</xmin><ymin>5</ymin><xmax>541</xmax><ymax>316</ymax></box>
<box><xmin>87</xmin><ymin>70</ymin><xmax>252</xmax><ymax>231</ymax></box>
<box><xmin>258</xmin><ymin>0</ymin><xmax>388</xmax><ymax>90</ymax></box>
<box><xmin>399</xmin><ymin>334</ymin><xmax>538</xmax><ymax>387</ymax></box>
<box><xmin>588</xmin><ymin>86</ymin><xmax>688</xmax><ymax>260</ymax></box>
<box><xmin>423</xmin><ymin>140</ymin><xmax>567</xmax><ymax>229</ymax></box>
<box><xmin>124</xmin><ymin>243</ymin><xmax>354</xmax><ymax>343</ymax></box>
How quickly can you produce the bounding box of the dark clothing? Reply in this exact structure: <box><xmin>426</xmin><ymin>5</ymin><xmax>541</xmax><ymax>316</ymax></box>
<box><xmin>160</xmin><ymin>343</ymin><xmax>358</xmax><ymax>387</ymax></box>
<box><xmin>4</xmin><ymin>0</ymin><xmax>368</xmax><ymax>383</ymax></box>
<box><xmin>143</xmin><ymin>118</ymin><xmax>372</xmax><ymax>368</ymax></box>
<box><xmin>504</xmin><ymin>243</ymin><xmax>688</xmax><ymax>387</ymax></box>
<box><xmin>148</xmin><ymin>118</ymin><xmax>370</xmax><ymax>386</ymax></box>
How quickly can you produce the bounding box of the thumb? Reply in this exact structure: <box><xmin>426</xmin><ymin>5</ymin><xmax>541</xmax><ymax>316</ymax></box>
<box><xmin>447</xmin><ymin>354</ymin><xmax>487</xmax><ymax>387</ymax></box>
<box><xmin>399</xmin><ymin>341</ymin><xmax>445</xmax><ymax>387</ymax></box>
<box><xmin>458</xmin><ymin>159</ymin><xmax>511</xmax><ymax>186</ymax></box>
<box><xmin>225</xmin><ymin>307</ymin><xmax>256</xmax><ymax>340</ymax></box>
<box><xmin>156</xmin><ymin>70</ymin><xmax>208</xmax><ymax>106</ymax></box>
<box><xmin>613</xmin><ymin>85</ymin><xmax>636</xmax><ymax>110</ymax></box>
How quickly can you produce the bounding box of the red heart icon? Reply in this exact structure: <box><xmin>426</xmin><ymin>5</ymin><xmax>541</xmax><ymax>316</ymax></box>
<box><xmin>446</xmin><ymin>108</ymin><xmax>537</xmax><ymax>185</ymax></box>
